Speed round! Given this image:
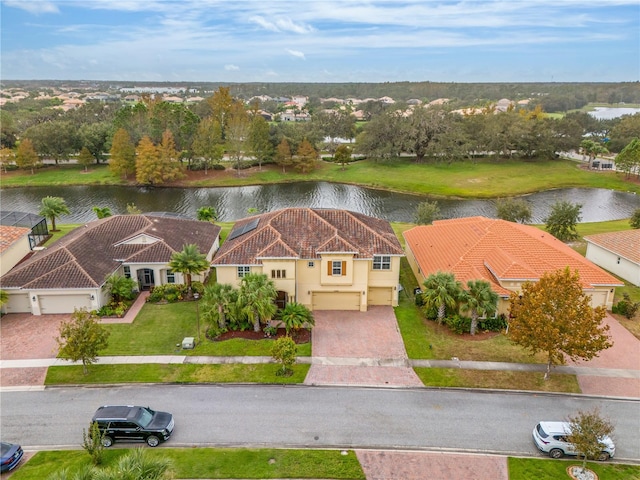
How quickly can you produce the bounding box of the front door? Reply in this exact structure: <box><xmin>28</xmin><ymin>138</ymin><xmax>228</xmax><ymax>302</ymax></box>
<box><xmin>138</xmin><ymin>269</ymin><xmax>155</xmax><ymax>290</ymax></box>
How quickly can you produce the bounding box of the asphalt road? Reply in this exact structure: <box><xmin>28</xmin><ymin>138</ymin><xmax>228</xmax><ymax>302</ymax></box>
<box><xmin>2</xmin><ymin>385</ymin><xmax>639</xmax><ymax>461</ymax></box>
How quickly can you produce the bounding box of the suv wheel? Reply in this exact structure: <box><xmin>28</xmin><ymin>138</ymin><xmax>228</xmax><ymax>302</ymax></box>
<box><xmin>549</xmin><ymin>448</ymin><xmax>564</xmax><ymax>459</ymax></box>
<box><xmin>597</xmin><ymin>452</ymin><xmax>610</xmax><ymax>462</ymax></box>
<box><xmin>146</xmin><ymin>435</ymin><xmax>160</xmax><ymax>447</ymax></box>
<box><xmin>102</xmin><ymin>436</ymin><xmax>113</xmax><ymax>448</ymax></box>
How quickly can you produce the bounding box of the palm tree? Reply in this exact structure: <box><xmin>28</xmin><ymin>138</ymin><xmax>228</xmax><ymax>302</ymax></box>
<box><xmin>238</xmin><ymin>273</ymin><xmax>277</xmax><ymax>332</ymax></box>
<box><xmin>168</xmin><ymin>244</ymin><xmax>210</xmax><ymax>297</ymax></box>
<box><xmin>197</xmin><ymin>206</ymin><xmax>218</xmax><ymax>223</ymax></box>
<box><xmin>104</xmin><ymin>273</ymin><xmax>136</xmax><ymax>302</ymax></box>
<box><xmin>39</xmin><ymin>196</ymin><xmax>70</xmax><ymax>232</ymax></box>
<box><xmin>92</xmin><ymin>206</ymin><xmax>112</xmax><ymax>219</ymax></box>
<box><xmin>279</xmin><ymin>302</ymin><xmax>315</xmax><ymax>337</ymax></box>
<box><xmin>201</xmin><ymin>282</ymin><xmax>235</xmax><ymax>329</ymax></box>
<box><xmin>421</xmin><ymin>271</ymin><xmax>462</xmax><ymax>324</ymax></box>
<box><xmin>460</xmin><ymin>279</ymin><xmax>499</xmax><ymax>335</ymax></box>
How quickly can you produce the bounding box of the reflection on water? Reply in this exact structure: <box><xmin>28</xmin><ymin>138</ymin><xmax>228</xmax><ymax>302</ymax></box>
<box><xmin>1</xmin><ymin>182</ymin><xmax>638</xmax><ymax>224</ymax></box>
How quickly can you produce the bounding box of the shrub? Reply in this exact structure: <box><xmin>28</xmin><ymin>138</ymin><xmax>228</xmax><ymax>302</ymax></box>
<box><xmin>612</xmin><ymin>294</ymin><xmax>640</xmax><ymax>319</ymax></box>
<box><xmin>206</xmin><ymin>323</ymin><xmax>227</xmax><ymax>339</ymax></box>
<box><xmin>478</xmin><ymin>313</ymin><xmax>508</xmax><ymax>332</ymax></box>
<box><xmin>82</xmin><ymin>421</ymin><xmax>105</xmax><ymax>465</ymax></box>
<box><xmin>271</xmin><ymin>336</ymin><xmax>297</xmax><ymax>376</ymax></box>
<box><xmin>445</xmin><ymin>314</ymin><xmax>472</xmax><ymax>335</ymax></box>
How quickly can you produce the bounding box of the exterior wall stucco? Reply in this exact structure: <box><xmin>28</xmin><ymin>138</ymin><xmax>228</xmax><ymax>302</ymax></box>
<box><xmin>586</xmin><ymin>242</ymin><xmax>640</xmax><ymax>287</ymax></box>
<box><xmin>0</xmin><ymin>233</ymin><xmax>31</xmax><ymax>277</ymax></box>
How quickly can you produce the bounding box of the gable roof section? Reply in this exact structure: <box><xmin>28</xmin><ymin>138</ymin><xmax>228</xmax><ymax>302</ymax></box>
<box><xmin>584</xmin><ymin>229</ymin><xmax>640</xmax><ymax>265</ymax></box>
<box><xmin>0</xmin><ymin>226</ymin><xmax>31</xmax><ymax>254</ymax></box>
<box><xmin>212</xmin><ymin>208</ymin><xmax>403</xmax><ymax>266</ymax></box>
<box><xmin>403</xmin><ymin>216</ymin><xmax>622</xmax><ymax>296</ymax></box>
<box><xmin>1</xmin><ymin>215</ymin><xmax>221</xmax><ymax>289</ymax></box>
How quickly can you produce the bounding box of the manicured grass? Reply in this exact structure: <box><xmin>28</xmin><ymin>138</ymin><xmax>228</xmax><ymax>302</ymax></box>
<box><xmin>414</xmin><ymin>368</ymin><xmax>580</xmax><ymax>393</ymax></box>
<box><xmin>44</xmin><ymin>223</ymin><xmax>83</xmax><ymax>244</ymax></box>
<box><xmin>0</xmin><ymin>164</ymin><xmax>123</xmax><ymax>187</ymax></box>
<box><xmin>9</xmin><ymin>448</ymin><xmax>365</xmax><ymax>480</ymax></box>
<box><xmin>45</xmin><ymin>363</ymin><xmax>310</xmax><ymax>385</ymax></box>
<box><xmin>508</xmin><ymin>457</ymin><xmax>640</xmax><ymax>480</ymax></box>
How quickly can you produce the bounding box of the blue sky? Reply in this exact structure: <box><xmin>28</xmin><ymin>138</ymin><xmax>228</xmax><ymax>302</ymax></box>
<box><xmin>1</xmin><ymin>0</ymin><xmax>638</xmax><ymax>82</ymax></box>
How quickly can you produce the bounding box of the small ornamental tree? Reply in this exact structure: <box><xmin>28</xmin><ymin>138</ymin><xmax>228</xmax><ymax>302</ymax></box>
<box><xmin>630</xmin><ymin>208</ymin><xmax>640</xmax><ymax>229</ymax></box>
<box><xmin>545</xmin><ymin>200</ymin><xmax>582</xmax><ymax>241</ymax></box>
<box><xmin>275</xmin><ymin>138</ymin><xmax>293</xmax><ymax>173</ymax></box>
<box><xmin>421</xmin><ymin>272</ymin><xmax>462</xmax><ymax>324</ymax></box>
<box><xmin>82</xmin><ymin>421</ymin><xmax>105</xmax><ymax>465</ymax></box>
<box><xmin>279</xmin><ymin>302</ymin><xmax>315</xmax><ymax>337</ymax></box>
<box><xmin>77</xmin><ymin>146</ymin><xmax>95</xmax><ymax>172</ymax></box>
<box><xmin>567</xmin><ymin>407</ymin><xmax>615</xmax><ymax>472</ymax></box>
<box><xmin>168</xmin><ymin>244</ymin><xmax>210</xmax><ymax>297</ymax></box>
<box><xmin>57</xmin><ymin>309</ymin><xmax>110</xmax><ymax>374</ymax></box>
<box><xmin>197</xmin><ymin>206</ymin><xmax>218</xmax><ymax>223</ymax></box>
<box><xmin>415</xmin><ymin>201</ymin><xmax>441</xmax><ymax>225</ymax></box>
<box><xmin>271</xmin><ymin>336</ymin><xmax>297</xmax><ymax>376</ymax></box>
<box><xmin>508</xmin><ymin>267</ymin><xmax>612</xmax><ymax>380</ymax></box>
<box><xmin>39</xmin><ymin>196</ymin><xmax>70</xmax><ymax>232</ymax></box>
<box><xmin>460</xmin><ymin>280</ymin><xmax>498</xmax><ymax>335</ymax></box>
<box><xmin>495</xmin><ymin>197</ymin><xmax>532</xmax><ymax>224</ymax></box>
<box><xmin>334</xmin><ymin>144</ymin><xmax>352</xmax><ymax>170</ymax></box>
<box><xmin>92</xmin><ymin>206</ymin><xmax>112</xmax><ymax>219</ymax></box>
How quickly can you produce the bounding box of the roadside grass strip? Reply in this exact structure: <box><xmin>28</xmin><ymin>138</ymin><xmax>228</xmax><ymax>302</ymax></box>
<box><xmin>508</xmin><ymin>457</ymin><xmax>640</xmax><ymax>480</ymax></box>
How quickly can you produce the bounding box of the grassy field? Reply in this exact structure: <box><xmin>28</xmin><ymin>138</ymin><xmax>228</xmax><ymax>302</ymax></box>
<box><xmin>508</xmin><ymin>457</ymin><xmax>640</xmax><ymax>480</ymax></box>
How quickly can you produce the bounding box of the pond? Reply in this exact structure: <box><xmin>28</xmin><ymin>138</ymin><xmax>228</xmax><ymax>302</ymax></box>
<box><xmin>588</xmin><ymin>107</ymin><xmax>640</xmax><ymax>120</ymax></box>
<box><xmin>1</xmin><ymin>183</ymin><xmax>638</xmax><ymax>224</ymax></box>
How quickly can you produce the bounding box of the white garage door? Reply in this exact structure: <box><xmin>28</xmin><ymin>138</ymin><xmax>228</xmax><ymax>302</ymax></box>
<box><xmin>4</xmin><ymin>293</ymin><xmax>31</xmax><ymax>313</ymax></box>
<box><xmin>39</xmin><ymin>295</ymin><xmax>92</xmax><ymax>314</ymax></box>
<box><xmin>312</xmin><ymin>292</ymin><xmax>361</xmax><ymax>311</ymax></box>
<box><xmin>368</xmin><ymin>287</ymin><xmax>393</xmax><ymax>306</ymax></box>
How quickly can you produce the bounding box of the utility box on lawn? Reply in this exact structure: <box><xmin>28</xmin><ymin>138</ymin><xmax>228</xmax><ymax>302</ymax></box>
<box><xmin>182</xmin><ymin>337</ymin><xmax>195</xmax><ymax>349</ymax></box>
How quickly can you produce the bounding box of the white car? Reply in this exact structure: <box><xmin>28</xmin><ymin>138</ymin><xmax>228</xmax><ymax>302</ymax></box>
<box><xmin>532</xmin><ymin>421</ymin><xmax>615</xmax><ymax>461</ymax></box>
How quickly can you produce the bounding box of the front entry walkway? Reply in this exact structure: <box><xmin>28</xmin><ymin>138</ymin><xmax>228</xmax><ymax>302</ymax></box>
<box><xmin>304</xmin><ymin>306</ymin><xmax>423</xmax><ymax>388</ymax></box>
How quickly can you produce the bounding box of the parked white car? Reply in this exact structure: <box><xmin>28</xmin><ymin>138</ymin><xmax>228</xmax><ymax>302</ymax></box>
<box><xmin>532</xmin><ymin>421</ymin><xmax>615</xmax><ymax>461</ymax></box>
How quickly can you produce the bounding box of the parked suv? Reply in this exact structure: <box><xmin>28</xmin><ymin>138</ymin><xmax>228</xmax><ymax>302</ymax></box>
<box><xmin>532</xmin><ymin>421</ymin><xmax>615</xmax><ymax>461</ymax></box>
<box><xmin>92</xmin><ymin>405</ymin><xmax>174</xmax><ymax>447</ymax></box>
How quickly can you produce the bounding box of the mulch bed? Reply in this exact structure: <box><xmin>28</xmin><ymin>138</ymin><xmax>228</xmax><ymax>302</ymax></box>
<box><xmin>213</xmin><ymin>328</ymin><xmax>311</xmax><ymax>344</ymax></box>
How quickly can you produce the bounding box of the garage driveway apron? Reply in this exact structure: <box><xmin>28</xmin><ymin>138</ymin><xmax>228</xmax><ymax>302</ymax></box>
<box><xmin>304</xmin><ymin>306</ymin><xmax>423</xmax><ymax>387</ymax></box>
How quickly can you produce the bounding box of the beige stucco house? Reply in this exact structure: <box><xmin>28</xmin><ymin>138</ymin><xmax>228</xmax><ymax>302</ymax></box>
<box><xmin>1</xmin><ymin>214</ymin><xmax>220</xmax><ymax>315</ymax></box>
<box><xmin>585</xmin><ymin>229</ymin><xmax>640</xmax><ymax>286</ymax></box>
<box><xmin>403</xmin><ymin>217</ymin><xmax>623</xmax><ymax>315</ymax></box>
<box><xmin>212</xmin><ymin>208</ymin><xmax>404</xmax><ymax>311</ymax></box>
<box><xmin>0</xmin><ymin>226</ymin><xmax>32</xmax><ymax>277</ymax></box>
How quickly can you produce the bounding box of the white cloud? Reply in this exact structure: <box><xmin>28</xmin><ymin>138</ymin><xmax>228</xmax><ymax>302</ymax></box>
<box><xmin>225</xmin><ymin>64</ymin><xmax>239</xmax><ymax>70</ymax></box>
<box><xmin>286</xmin><ymin>49</ymin><xmax>306</xmax><ymax>59</ymax></box>
<box><xmin>249</xmin><ymin>15</ymin><xmax>313</xmax><ymax>34</ymax></box>
<box><xmin>4</xmin><ymin>0</ymin><xmax>59</xmax><ymax>14</ymax></box>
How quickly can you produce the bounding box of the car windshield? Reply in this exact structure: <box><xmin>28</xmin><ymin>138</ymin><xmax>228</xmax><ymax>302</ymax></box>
<box><xmin>136</xmin><ymin>407</ymin><xmax>154</xmax><ymax>428</ymax></box>
<box><xmin>536</xmin><ymin>424</ymin><xmax>549</xmax><ymax>438</ymax></box>
<box><xmin>0</xmin><ymin>443</ymin><xmax>11</xmax><ymax>455</ymax></box>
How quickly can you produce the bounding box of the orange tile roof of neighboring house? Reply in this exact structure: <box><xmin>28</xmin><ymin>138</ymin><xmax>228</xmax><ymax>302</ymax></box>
<box><xmin>212</xmin><ymin>208</ymin><xmax>403</xmax><ymax>266</ymax></box>
<box><xmin>0</xmin><ymin>226</ymin><xmax>31</xmax><ymax>254</ymax></box>
<box><xmin>584</xmin><ymin>229</ymin><xmax>640</xmax><ymax>264</ymax></box>
<box><xmin>403</xmin><ymin>217</ymin><xmax>622</xmax><ymax>296</ymax></box>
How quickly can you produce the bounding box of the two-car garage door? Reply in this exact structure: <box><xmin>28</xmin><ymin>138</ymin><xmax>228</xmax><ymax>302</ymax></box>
<box><xmin>311</xmin><ymin>292</ymin><xmax>361</xmax><ymax>311</ymax></box>
<box><xmin>39</xmin><ymin>295</ymin><xmax>92</xmax><ymax>314</ymax></box>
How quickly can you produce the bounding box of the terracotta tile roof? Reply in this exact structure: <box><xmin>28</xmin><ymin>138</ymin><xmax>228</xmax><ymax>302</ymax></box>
<box><xmin>584</xmin><ymin>229</ymin><xmax>640</xmax><ymax>264</ymax></box>
<box><xmin>0</xmin><ymin>226</ymin><xmax>31</xmax><ymax>254</ymax></box>
<box><xmin>1</xmin><ymin>215</ymin><xmax>220</xmax><ymax>289</ymax></box>
<box><xmin>403</xmin><ymin>216</ymin><xmax>622</xmax><ymax>296</ymax></box>
<box><xmin>212</xmin><ymin>208</ymin><xmax>403</xmax><ymax>266</ymax></box>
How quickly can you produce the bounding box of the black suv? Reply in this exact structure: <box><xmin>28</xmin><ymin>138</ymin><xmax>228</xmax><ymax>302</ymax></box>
<box><xmin>91</xmin><ymin>405</ymin><xmax>175</xmax><ymax>447</ymax></box>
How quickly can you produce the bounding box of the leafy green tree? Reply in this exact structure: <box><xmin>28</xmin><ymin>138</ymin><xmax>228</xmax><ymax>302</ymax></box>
<box><xmin>508</xmin><ymin>267</ymin><xmax>612</xmax><ymax>380</ymax></box>
<box><xmin>401</xmin><ymin>106</ymin><xmax>451</xmax><ymax>162</ymax></box>
<box><xmin>168</xmin><ymin>244</ymin><xmax>210</xmax><ymax>297</ymax></box>
<box><xmin>39</xmin><ymin>196</ymin><xmax>70</xmax><ymax>231</ymax></box>
<box><xmin>355</xmin><ymin>110</ymin><xmax>404</xmax><ymax>161</ymax></box>
<box><xmin>545</xmin><ymin>200</ymin><xmax>582</xmax><ymax>241</ymax></box>
<box><xmin>206</xmin><ymin>86</ymin><xmax>234</xmax><ymax>140</ymax></box>
<box><xmin>126</xmin><ymin>203</ymin><xmax>141</xmax><ymax>214</ymax></box>
<box><xmin>56</xmin><ymin>308</ymin><xmax>110</xmax><ymax>374</ymax></box>
<box><xmin>104</xmin><ymin>273</ymin><xmax>136</xmax><ymax>302</ymax></box>
<box><xmin>567</xmin><ymin>407</ymin><xmax>615</xmax><ymax>469</ymax></box>
<box><xmin>271</xmin><ymin>336</ymin><xmax>297</xmax><ymax>376</ymax></box>
<box><xmin>238</xmin><ymin>273</ymin><xmax>277</xmax><ymax>332</ymax></box>
<box><xmin>421</xmin><ymin>272</ymin><xmax>462</xmax><ymax>324</ymax></box>
<box><xmin>77</xmin><ymin>146</ymin><xmax>95</xmax><ymax>172</ymax></box>
<box><xmin>82</xmin><ymin>421</ymin><xmax>105</xmax><ymax>465</ymax></box>
<box><xmin>275</xmin><ymin>138</ymin><xmax>293</xmax><ymax>173</ymax></box>
<box><xmin>630</xmin><ymin>208</ymin><xmax>640</xmax><ymax>229</ymax></box>
<box><xmin>615</xmin><ymin>137</ymin><xmax>640</xmax><ymax>179</ymax></box>
<box><xmin>109</xmin><ymin>128</ymin><xmax>136</xmax><ymax>179</ymax></box>
<box><xmin>24</xmin><ymin>120</ymin><xmax>78</xmax><ymax>164</ymax></box>
<box><xmin>78</xmin><ymin>122</ymin><xmax>111</xmax><ymax>164</ymax></box>
<box><xmin>334</xmin><ymin>144</ymin><xmax>351</xmax><ymax>170</ymax></box>
<box><xmin>192</xmin><ymin>117</ymin><xmax>224</xmax><ymax>174</ymax></box>
<box><xmin>460</xmin><ymin>280</ymin><xmax>499</xmax><ymax>335</ymax></box>
<box><xmin>495</xmin><ymin>198</ymin><xmax>532</xmax><ymax>224</ymax></box>
<box><xmin>92</xmin><ymin>206</ymin><xmax>112</xmax><ymax>219</ymax></box>
<box><xmin>415</xmin><ymin>201</ymin><xmax>441</xmax><ymax>225</ymax></box>
<box><xmin>580</xmin><ymin>139</ymin><xmax>609</xmax><ymax>168</ymax></box>
<box><xmin>294</xmin><ymin>138</ymin><xmax>317</xmax><ymax>173</ymax></box>
<box><xmin>0</xmin><ymin>146</ymin><xmax>15</xmax><ymax>173</ymax></box>
<box><xmin>227</xmin><ymin>102</ymin><xmax>250</xmax><ymax>176</ymax></box>
<box><xmin>197</xmin><ymin>206</ymin><xmax>218</xmax><ymax>223</ymax></box>
<box><xmin>201</xmin><ymin>282</ymin><xmax>235</xmax><ymax>329</ymax></box>
<box><xmin>248</xmin><ymin>115</ymin><xmax>273</xmax><ymax>170</ymax></box>
<box><xmin>15</xmin><ymin>138</ymin><xmax>39</xmax><ymax>174</ymax></box>
<box><xmin>279</xmin><ymin>302</ymin><xmax>315</xmax><ymax>337</ymax></box>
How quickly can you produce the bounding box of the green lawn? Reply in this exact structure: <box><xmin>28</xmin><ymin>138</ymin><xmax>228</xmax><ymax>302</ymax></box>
<box><xmin>508</xmin><ymin>457</ymin><xmax>640</xmax><ymax>480</ymax></box>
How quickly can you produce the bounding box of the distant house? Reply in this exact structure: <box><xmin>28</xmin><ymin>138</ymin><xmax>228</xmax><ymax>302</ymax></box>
<box><xmin>212</xmin><ymin>208</ymin><xmax>404</xmax><ymax>311</ymax></box>
<box><xmin>280</xmin><ymin>110</ymin><xmax>311</xmax><ymax>122</ymax></box>
<box><xmin>403</xmin><ymin>217</ymin><xmax>622</xmax><ymax>314</ymax></box>
<box><xmin>1</xmin><ymin>214</ymin><xmax>220</xmax><ymax>315</ymax></box>
<box><xmin>0</xmin><ymin>211</ymin><xmax>49</xmax><ymax>249</ymax></box>
<box><xmin>0</xmin><ymin>226</ymin><xmax>32</xmax><ymax>277</ymax></box>
<box><xmin>585</xmin><ymin>230</ymin><xmax>640</xmax><ymax>286</ymax></box>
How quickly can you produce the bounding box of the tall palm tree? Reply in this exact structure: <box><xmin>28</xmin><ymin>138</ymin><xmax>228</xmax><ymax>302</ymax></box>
<box><xmin>460</xmin><ymin>279</ymin><xmax>499</xmax><ymax>335</ymax></box>
<box><xmin>39</xmin><ymin>196</ymin><xmax>70</xmax><ymax>232</ymax></box>
<box><xmin>168</xmin><ymin>244</ymin><xmax>210</xmax><ymax>297</ymax></box>
<box><xmin>238</xmin><ymin>273</ymin><xmax>277</xmax><ymax>332</ymax></box>
<box><xmin>279</xmin><ymin>302</ymin><xmax>315</xmax><ymax>337</ymax></box>
<box><xmin>201</xmin><ymin>282</ymin><xmax>235</xmax><ymax>329</ymax></box>
<box><xmin>421</xmin><ymin>271</ymin><xmax>462</xmax><ymax>325</ymax></box>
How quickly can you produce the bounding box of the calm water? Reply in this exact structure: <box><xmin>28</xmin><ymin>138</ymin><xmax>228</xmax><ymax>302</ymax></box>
<box><xmin>1</xmin><ymin>183</ymin><xmax>638</xmax><ymax>224</ymax></box>
<box><xmin>588</xmin><ymin>107</ymin><xmax>640</xmax><ymax>120</ymax></box>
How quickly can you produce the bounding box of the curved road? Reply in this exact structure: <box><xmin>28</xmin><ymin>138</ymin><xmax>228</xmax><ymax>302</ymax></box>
<box><xmin>2</xmin><ymin>385</ymin><xmax>639</xmax><ymax>461</ymax></box>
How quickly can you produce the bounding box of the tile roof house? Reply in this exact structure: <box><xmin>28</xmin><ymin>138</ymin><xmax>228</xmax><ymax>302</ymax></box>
<box><xmin>0</xmin><ymin>226</ymin><xmax>32</xmax><ymax>277</ymax></box>
<box><xmin>584</xmin><ymin>229</ymin><xmax>640</xmax><ymax>286</ymax></box>
<box><xmin>403</xmin><ymin>217</ymin><xmax>623</xmax><ymax>315</ymax></box>
<box><xmin>212</xmin><ymin>208</ymin><xmax>404</xmax><ymax>311</ymax></box>
<box><xmin>1</xmin><ymin>214</ymin><xmax>221</xmax><ymax>315</ymax></box>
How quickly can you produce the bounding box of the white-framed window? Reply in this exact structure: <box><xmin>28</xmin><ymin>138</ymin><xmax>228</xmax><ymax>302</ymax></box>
<box><xmin>373</xmin><ymin>255</ymin><xmax>391</xmax><ymax>270</ymax></box>
<box><xmin>123</xmin><ymin>266</ymin><xmax>131</xmax><ymax>278</ymax></box>
<box><xmin>308</xmin><ymin>261</ymin><xmax>314</xmax><ymax>268</ymax></box>
<box><xmin>166</xmin><ymin>269</ymin><xmax>175</xmax><ymax>284</ymax></box>
<box><xmin>237</xmin><ymin>266</ymin><xmax>251</xmax><ymax>278</ymax></box>
<box><xmin>332</xmin><ymin>261</ymin><xmax>343</xmax><ymax>276</ymax></box>
<box><xmin>271</xmin><ymin>269</ymin><xmax>286</xmax><ymax>279</ymax></box>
